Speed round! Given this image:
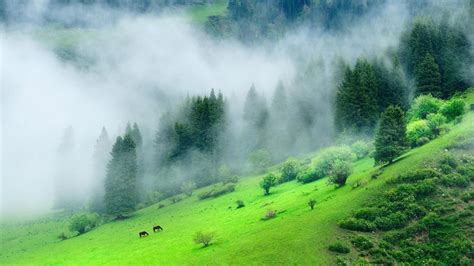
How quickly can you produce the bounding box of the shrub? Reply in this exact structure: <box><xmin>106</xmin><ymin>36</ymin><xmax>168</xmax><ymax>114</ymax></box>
<box><xmin>351</xmin><ymin>236</ymin><xmax>374</xmax><ymax>250</ymax></box>
<box><xmin>308</xmin><ymin>198</ymin><xmax>316</xmax><ymax>210</ymax></box>
<box><xmin>145</xmin><ymin>191</ymin><xmax>162</xmax><ymax>206</ymax></box>
<box><xmin>374</xmin><ymin>212</ymin><xmax>408</xmax><ymax>231</ymax></box>
<box><xmin>354</xmin><ymin>207</ymin><xmax>384</xmax><ymax>221</ymax></box>
<box><xmin>296</xmin><ymin>167</ymin><xmax>321</xmax><ymax>183</ymax></box>
<box><xmin>396</xmin><ymin>168</ymin><xmax>439</xmax><ymax>183</ymax></box>
<box><xmin>262</xmin><ymin>209</ymin><xmax>277</xmax><ymax>220</ymax></box>
<box><xmin>440</xmin><ymin>98</ymin><xmax>465</xmax><ymax>122</ymax></box>
<box><xmin>193</xmin><ymin>231</ymin><xmax>215</xmax><ymax>247</ymax></box>
<box><xmin>279</xmin><ymin>158</ymin><xmax>299</xmax><ymax>183</ymax></box>
<box><xmin>260</xmin><ymin>173</ymin><xmax>277</xmax><ymax>195</ymax></box>
<box><xmin>235</xmin><ymin>200</ymin><xmax>245</xmax><ymax>209</ymax></box>
<box><xmin>407</xmin><ymin>120</ymin><xmax>432</xmax><ymax>147</ymax></box>
<box><xmin>69</xmin><ymin>213</ymin><xmax>100</xmax><ymax>235</ymax></box>
<box><xmin>181</xmin><ymin>181</ymin><xmax>196</xmax><ymax>196</ymax></box>
<box><xmin>169</xmin><ymin>195</ymin><xmax>184</xmax><ymax>203</ymax></box>
<box><xmin>198</xmin><ymin>183</ymin><xmax>236</xmax><ymax>200</ymax></box>
<box><xmin>57</xmin><ymin>232</ymin><xmax>68</xmax><ymax>241</ymax></box>
<box><xmin>248</xmin><ymin>149</ymin><xmax>271</xmax><ymax>172</ymax></box>
<box><xmin>222</xmin><ymin>175</ymin><xmax>239</xmax><ymax>184</ymax></box>
<box><xmin>426</xmin><ymin>113</ymin><xmax>447</xmax><ymax>137</ymax></box>
<box><xmin>408</xmin><ymin>94</ymin><xmax>443</xmax><ymax>121</ymax></box>
<box><xmin>328</xmin><ymin>160</ymin><xmax>353</xmax><ymax>187</ymax></box>
<box><xmin>414</xmin><ymin>179</ymin><xmax>438</xmax><ymax>197</ymax></box>
<box><xmin>314</xmin><ymin>146</ymin><xmax>356</xmax><ymax>177</ymax></box>
<box><xmin>458</xmin><ymin>165</ymin><xmax>474</xmax><ymax>178</ymax></box>
<box><xmin>328</xmin><ymin>242</ymin><xmax>350</xmax><ymax>254</ymax></box>
<box><xmin>351</xmin><ymin>140</ymin><xmax>371</xmax><ymax>159</ymax></box>
<box><xmin>339</xmin><ymin>217</ymin><xmax>376</xmax><ymax>232</ymax></box>
<box><xmin>440</xmin><ymin>173</ymin><xmax>470</xmax><ymax>188</ymax></box>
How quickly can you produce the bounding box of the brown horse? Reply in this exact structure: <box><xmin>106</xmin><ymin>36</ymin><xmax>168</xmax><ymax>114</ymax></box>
<box><xmin>153</xmin><ymin>225</ymin><xmax>163</xmax><ymax>232</ymax></box>
<box><xmin>139</xmin><ymin>231</ymin><xmax>149</xmax><ymax>238</ymax></box>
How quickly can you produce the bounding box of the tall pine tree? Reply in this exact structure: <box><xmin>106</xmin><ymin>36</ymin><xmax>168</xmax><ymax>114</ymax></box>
<box><xmin>89</xmin><ymin>127</ymin><xmax>111</xmax><ymax>213</ymax></box>
<box><xmin>374</xmin><ymin>106</ymin><xmax>408</xmax><ymax>165</ymax></box>
<box><xmin>105</xmin><ymin>134</ymin><xmax>138</xmax><ymax>218</ymax></box>
<box><xmin>415</xmin><ymin>53</ymin><xmax>442</xmax><ymax>97</ymax></box>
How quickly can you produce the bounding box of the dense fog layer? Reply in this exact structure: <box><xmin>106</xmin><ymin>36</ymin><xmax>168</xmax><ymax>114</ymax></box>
<box><xmin>0</xmin><ymin>0</ymin><xmax>467</xmax><ymax>217</ymax></box>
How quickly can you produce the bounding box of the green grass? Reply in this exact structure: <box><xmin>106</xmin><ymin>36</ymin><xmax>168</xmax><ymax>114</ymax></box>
<box><xmin>1</xmin><ymin>90</ymin><xmax>473</xmax><ymax>265</ymax></box>
<box><xmin>186</xmin><ymin>0</ymin><xmax>228</xmax><ymax>23</ymax></box>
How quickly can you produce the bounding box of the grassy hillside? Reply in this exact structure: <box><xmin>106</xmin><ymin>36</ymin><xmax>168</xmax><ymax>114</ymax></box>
<box><xmin>1</xmin><ymin>90</ymin><xmax>473</xmax><ymax>265</ymax></box>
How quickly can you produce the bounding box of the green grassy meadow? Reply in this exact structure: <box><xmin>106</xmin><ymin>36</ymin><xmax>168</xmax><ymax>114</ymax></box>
<box><xmin>1</xmin><ymin>90</ymin><xmax>473</xmax><ymax>265</ymax></box>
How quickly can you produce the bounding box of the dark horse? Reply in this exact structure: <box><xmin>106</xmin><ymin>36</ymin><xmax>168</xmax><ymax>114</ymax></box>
<box><xmin>153</xmin><ymin>225</ymin><xmax>163</xmax><ymax>232</ymax></box>
<box><xmin>139</xmin><ymin>231</ymin><xmax>149</xmax><ymax>238</ymax></box>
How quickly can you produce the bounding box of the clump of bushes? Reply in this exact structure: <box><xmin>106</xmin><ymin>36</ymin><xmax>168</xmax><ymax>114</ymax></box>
<box><xmin>328</xmin><ymin>242</ymin><xmax>350</xmax><ymax>254</ymax></box>
<box><xmin>351</xmin><ymin>236</ymin><xmax>373</xmax><ymax>250</ymax></box>
<box><xmin>440</xmin><ymin>173</ymin><xmax>469</xmax><ymax>188</ymax></box>
<box><xmin>339</xmin><ymin>217</ymin><xmax>376</xmax><ymax>232</ymax></box>
<box><xmin>69</xmin><ymin>212</ymin><xmax>100</xmax><ymax>235</ymax></box>
<box><xmin>193</xmin><ymin>231</ymin><xmax>215</xmax><ymax>247</ymax></box>
<box><xmin>279</xmin><ymin>158</ymin><xmax>299</xmax><ymax>183</ymax></box>
<box><xmin>198</xmin><ymin>183</ymin><xmax>236</xmax><ymax>200</ymax></box>
<box><xmin>406</xmin><ymin>95</ymin><xmax>466</xmax><ymax>147</ymax></box>
<box><xmin>296</xmin><ymin>167</ymin><xmax>320</xmax><ymax>183</ymax></box>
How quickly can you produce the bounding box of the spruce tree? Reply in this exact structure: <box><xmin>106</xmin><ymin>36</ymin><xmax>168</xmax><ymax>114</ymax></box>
<box><xmin>415</xmin><ymin>53</ymin><xmax>442</xmax><ymax>97</ymax></box>
<box><xmin>105</xmin><ymin>134</ymin><xmax>138</xmax><ymax>218</ymax></box>
<box><xmin>90</xmin><ymin>127</ymin><xmax>111</xmax><ymax>213</ymax></box>
<box><xmin>374</xmin><ymin>106</ymin><xmax>408</xmax><ymax>165</ymax></box>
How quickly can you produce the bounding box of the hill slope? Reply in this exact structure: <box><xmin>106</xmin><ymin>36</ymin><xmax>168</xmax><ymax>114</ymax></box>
<box><xmin>1</xmin><ymin>91</ymin><xmax>473</xmax><ymax>265</ymax></box>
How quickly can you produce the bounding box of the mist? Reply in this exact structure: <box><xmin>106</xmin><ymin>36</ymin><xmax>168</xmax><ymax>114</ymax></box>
<box><xmin>1</xmin><ymin>0</ymin><xmax>459</xmax><ymax>217</ymax></box>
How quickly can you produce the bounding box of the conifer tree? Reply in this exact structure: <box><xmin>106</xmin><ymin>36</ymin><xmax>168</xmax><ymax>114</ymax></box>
<box><xmin>415</xmin><ymin>53</ymin><xmax>442</xmax><ymax>97</ymax></box>
<box><xmin>90</xmin><ymin>127</ymin><xmax>111</xmax><ymax>213</ymax></box>
<box><xmin>105</xmin><ymin>134</ymin><xmax>138</xmax><ymax>218</ymax></box>
<box><xmin>374</xmin><ymin>106</ymin><xmax>408</xmax><ymax>165</ymax></box>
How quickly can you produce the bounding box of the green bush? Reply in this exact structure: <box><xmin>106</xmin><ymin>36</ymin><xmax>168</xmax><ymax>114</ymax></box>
<box><xmin>374</xmin><ymin>211</ymin><xmax>408</xmax><ymax>231</ymax></box>
<box><xmin>407</xmin><ymin>120</ymin><xmax>432</xmax><ymax>147</ymax></box>
<box><xmin>351</xmin><ymin>236</ymin><xmax>374</xmax><ymax>250</ymax></box>
<box><xmin>314</xmin><ymin>146</ymin><xmax>356</xmax><ymax>177</ymax></box>
<box><xmin>426</xmin><ymin>113</ymin><xmax>447</xmax><ymax>137</ymax></box>
<box><xmin>457</xmin><ymin>165</ymin><xmax>474</xmax><ymax>179</ymax></box>
<box><xmin>351</xmin><ymin>140</ymin><xmax>371</xmax><ymax>159</ymax></box>
<box><xmin>198</xmin><ymin>184</ymin><xmax>236</xmax><ymax>200</ymax></box>
<box><xmin>440</xmin><ymin>98</ymin><xmax>466</xmax><ymax>122</ymax></box>
<box><xmin>339</xmin><ymin>217</ymin><xmax>376</xmax><ymax>232</ymax></box>
<box><xmin>354</xmin><ymin>207</ymin><xmax>384</xmax><ymax>221</ymax></box>
<box><xmin>408</xmin><ymin>94</ymin><xmax>443</xmax><ymax>121</ymax></box>
<box><xmin>328</xmin><ymin>242</ymin><xmax>350</xmax><ymax>254</ymax></box>
<box><xmin>69</xmin><ymin>213</ymin><xmax>100</xmax><ymax>235</ymax></box>
<box><xmin>235</xmin><ymin>200</ymin><xmax>245</xmax><ymax>209</ymax></box>
<box><xmin>328</xmin><ymin>159</ymin><xmax>353</xmax><ymax>187</ymax></box>
<box><xmin>193</xmin><ymin>231</ymin><xmax>215</xmax><ymax>247</ymax></box>
<box><xmin>308</xmin><ymin>198</ymin><xmax>316</xmax><ymax>210</ymax></box>
<box><xmin>440</xmin><ymin>173</ymin><xmax>470</xmax><ymax>188</ymax></box>
<box><xmin>296</xmin><ymin>167</ymin><xmax>321</xmax><ymax>183</ymax></box>
<box><xmin>279</xmin><ymin>158</ymin><xmax>299</xmax><ymax>183</ymax></box>
<box><xmin>396</xmin><ymin>168</ymin><xmax>439</xmax><ymax>183</ymax></box>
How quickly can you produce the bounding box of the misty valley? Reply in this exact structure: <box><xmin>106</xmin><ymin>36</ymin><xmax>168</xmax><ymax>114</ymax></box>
<box><xmin>1</xmin><ymin>0</ymin><xmax>474</xmax><ymax>265</ymax></box>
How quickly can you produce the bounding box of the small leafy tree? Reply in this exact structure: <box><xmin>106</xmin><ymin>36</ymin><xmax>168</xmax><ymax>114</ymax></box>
<box><xmin>328</xmin><ymin>160</ymin><xmax>352</xmax><ymax>187</ymax></box>
<box><xmin>193</xmin><ymin>231</ymin><xmax>215</xmax><ymax>247</ymax></box>
<box><xmin>351</xmin><ymin>140</ymin><xmax>371</xmax><ymax>159</ymax></box>
<box><xmin>181</xmin><ymin>181</ymin><xmax>196</xmax><ymax>196</ymax></box>
<box><xmin>440</xmin><ymin>98</ymin><xmax>465</xmax><ymax>122</ymax></box>
<box><xmin>279</xmin><ymin>158</ymin><xmax>299</xmax><ymax>183</ymax></box>
<box><xmin>408</xmin><ymin>94</ymin><xmax>443</xmax><ymax>121</ymax></box>
<box><xmin>308</xmin><ymin>198</ymin><xmax>316</xmax><ymax>210</ymax></box>
<box><xmin>260</xmin><ymin>173</ymin><xmax>277</xmax><ymax>195</ymax></box>
<box><xmin>374</xmin><ymin>106</ymin><xmax>408</xmax><ymax>165</ymax></box>
<box><xmin>69</xmin><ymin>213</ymin><xmax>100</xmax><ymax>235</ymax></box>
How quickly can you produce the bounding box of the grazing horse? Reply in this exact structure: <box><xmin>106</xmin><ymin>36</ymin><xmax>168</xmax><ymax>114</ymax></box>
<box><xmin>139</xmin><ymin>231</ymin><xmax>149</xmax><ymax>238</ymax></box>
<box><xmin>153</xmin><ymin>225</ymin><xmax>163</xmax><ymax>232</ymax></box>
